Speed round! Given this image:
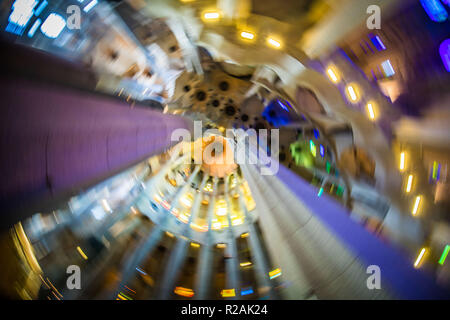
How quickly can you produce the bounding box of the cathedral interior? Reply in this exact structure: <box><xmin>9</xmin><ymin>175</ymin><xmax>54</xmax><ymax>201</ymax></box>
<box><xmin>0</xmin><ymin>0</ymin><xmax>449</xmax><ymax>300</ymax></box>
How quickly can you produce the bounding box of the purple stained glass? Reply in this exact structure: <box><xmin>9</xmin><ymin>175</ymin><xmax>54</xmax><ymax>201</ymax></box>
<box><xmin>440</xmin><ymin>39</ymin><xmax>450</xmax><ymax>72</ymax></box>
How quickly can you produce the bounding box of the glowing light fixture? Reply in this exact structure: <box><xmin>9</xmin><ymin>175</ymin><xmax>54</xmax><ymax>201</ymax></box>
<box><xmin>232</xmin><ymin>217</ymin><xmax>244</xmax><ymax>226</ymax></box>
<box><xmin>136</xmin><ymin>267</ymin><xmax>147</xmax><ymax>275</ymax></box>
<box><xmin>77</xmin><ymin>246</ymin><xmax>88</xmax><ymax>260</ymax></box>
<box><xmin>346</xmin><ymin>83</ymin><xmax>360</xmax><ymax>103</ymax></box>
<box><xmin>269</xmin><ymin>268</ymin><xmax>282</xmax><ymax>279</ymax></box>
<box><xmin>83</xmin><ymin>0</ymin><xmax>97</xmax><ymax>12</ymax></box>
<box><xmin>101</xmin><ymin>199</ymin><xmax>112</xmax><ymax>212</ymax></box>
<box><xmin>369</xmin><ymin>34</ymin><xmax>387</xmax><ymax>51</ymax></box>
<box><xmin>406</xmin><ymin>174</ymin><xmax>414</xmax><ymax>193</ymax></box>
<box><xmin>319</xmin><ymin>145</ymin><xmax>325</xmax><ymax>158</ymax></box>
<box><xmin>432</xmin><ymin>161</ymin><xmax>441</xmax><ymax>180</ymax></box>
<box><xmin>438</xmin><ymin>245</ymin><xmax>449</xmax><ymax>265</ymax></box>
<box><xmin>309</xmin><ymin>140</ymin><xmax>316</xmax><ymax>157</ymax></box>
<box><xmin>412</xmin><ymin>196</ymin><xmax>421</xmax><ymax>216</ymax></box>
<box><xmin>241</xmin><ymin>232</ymin><xmax>249</xmax><ymax>238</ymax></box>
<box><xmin>174</xmin><ymin>287</ymin><xmax>194</xmax><ymax>298</ymax></box>
<box><xmin>381</xmin><ymin>60</ymin><xmax>395</xmax><ymax>77</ymax></box>
<box><xmin>317</xmin><ymin>187</ymin><xmax>324</xmax><ymax>197</ymax></box>
<box><xmin>35</xmin><ymin>0</ymin><xmax>48</xmax><ymax>15</ymax></box>
<box><xmin>326</xmin><ymin>161</ymin><xmax>331</xmax><ymax>173</ymax></box>
<box><xmin>40</xmin><ymin>13</ymin><xmax>66</xmax><ymax>38</ymax></box>
<box><xmin>414</xmin><ymin>248</ymin><xmax>426</xmax><ymax>268</ymax></box>
<box><xmin>366</xmin><ymin>102</ymin><xmax>376</xmax><ymax>120</ymax></box>
<box><xmin>240</xmin><ymin>31</ymin><xmax>255</xmax><ymax>40</ymax></box>
<box><xmin>267</xmin><ymin>37</ymin><xmax>282</xmax><ymax>48</ymax></box>
<box><xmin>217</xmin><ymin>243</ymin><xmax>227</xmax><ymax>249</ymax></box>
<box><xmin>326</xmin><ymin>65</ymin><xmax>340</xmax><ymax>83</ymax></box>
<box><xmin>27</xmin><ymin>18</ymin><xmax>41</xmax><ymax>37</ymax></box>
<box><xmin>241</xmin><ymin>287</ymin><xmax>254</xmax><ymax>296</ymax></box>
<box><xmin>278</xmin><ymin>100</ymin><xmax>289</xmax><ymax>112</ymax></box>
<box><xmin>117</xmin><ymin>292</ymin><xmax>132</xmax><ymax>300</ymax></box>
<box><xmin>399</xmin><ymin>152</ymin><xmax>406</xmax><ymax>171</ymax></box>
<box><xmin>203</xmin><ymin>11</ymin><xmax>220</xmax><ymax>21</ymax></box>
<box><xmin>221</xmin><ymin>289</ymin><xmax>236</xmax><ymax>297</ymax></box>
<box><xmin>313</xmin><ymin>129</ymin><xmax>320</xmax><ymax>139</ymax></box>
<box><xmin>180</xmin><ymin>194</ymin><xmax>193</xmax><ymax>208</ymax></box>
<box><xmin>240</xmin><ymin>261</ymin><xmax>252</xmax><ymax>267</ymax></box>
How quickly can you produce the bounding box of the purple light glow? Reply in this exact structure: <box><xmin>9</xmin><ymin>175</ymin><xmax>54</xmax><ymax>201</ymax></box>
<box><xmin>439</xmin><ymin>39</ymin><xmax>450</xmax><ymax>72</ymax></box>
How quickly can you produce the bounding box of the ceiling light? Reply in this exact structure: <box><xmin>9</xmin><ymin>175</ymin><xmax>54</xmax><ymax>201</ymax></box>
<box><xmin>414</xmin><ymin>248</ymin><xmax>426</xmax><ymax>268</ymax></box>
<box><xmin>367</xmin><ymin>102</ymin><xmax>376</xmax><ymax>120</ymax></box>
<box><xmin>399</xmin><ymin>152</ymin><xmax>406</xmax><ymax>171</ymax></box>
<box><xmin>203</xmin><ymin>11</ymin><xmax>220</xmax><ymax>21</ymax></box>
<box><xmin>326</xmin><ymin>65</ymin><xmax>340</xmax><ymax>83</ymax></box>
<box><xmin>240</xmin><ymin>31</ymin><xmax>255</xmax><ymax>40</ymax></box>
<box><xmin>406</xmin><ymin>174</ymin><xmax>413</xmax><ymax>193</ymax></box>
<box><xmin>267</xmin><ymin>37</ymin><xmax>281</xmax><ymax>48</ymax></box>
<box><xmin>346</xmin><ymin>84</ymin><xmax>360</xmax><ymax>103</ymax></box>
<box><xmin>412</xmin><ymin>196</ymin><xmax>421</xmax><ymax>216</ymax></box>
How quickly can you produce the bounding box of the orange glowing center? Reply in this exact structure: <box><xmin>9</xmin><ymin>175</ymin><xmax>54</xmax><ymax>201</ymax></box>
<box><xmin>193</xmin><ymin>136</ymin><xmax>237</xmax><ymax>178</ymax></box>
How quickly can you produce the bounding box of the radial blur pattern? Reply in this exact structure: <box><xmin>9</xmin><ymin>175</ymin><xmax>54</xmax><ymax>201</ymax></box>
<box><xmin>0</xmin><ymin>0</ymin><xmax>449</xmax><ymax>300</ymax></box>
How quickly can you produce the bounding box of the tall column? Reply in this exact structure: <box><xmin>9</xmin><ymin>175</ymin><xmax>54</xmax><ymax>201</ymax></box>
<box><xmin>106</xmin><ymin>226</ymin><xmax>164</xmax><ymax>299</ymax></box>
<box><xmin>155</xmin><ymin>166</ymin><xmax>202</xmax><ymax>299</ymax></box>
<box><xmin>0</xmin><ymin>78</ymin><xmax>191</xmax><ymax>228</ymax></box>
<box><xmin>187</xmin><ymin>173</ymin><xmax>209</xmax><ymax>226</ymax></box>
<box><xmin>156</xmin><ymin>237</ymin><xmax>190</xmax><ymax>300</ymax></box>
<box><xmin>224</xmin><ymin>177</ymin><xmax>241</xmax><ymax>299</ymax></box>
<box><xmin>240</xmin><ymin>163</ymin><xmax>309</xmax><ymax>299</ymax></box>
<box><xmin>166</xmin><ymin>166</ymin><xmax>201</xmax><ymax>217</ymax></box>
<box><xmin>239</xmin><ymin>132</ymin><xmax>449</xmax><ymax>299</ymax></box>
<box><xmin>195</xmin><ymin>177</ymin><xmax>218</xmax><ymax>299</ymax></box>
<box><xmin>106</xmin><ymin>164</ymin><xmax>199</xmax><ymax>300</ymax></box>
<box><xmin>236</xmin><ymin>188</ymin><xmax>275</xmax><ymax>299</ymax></box>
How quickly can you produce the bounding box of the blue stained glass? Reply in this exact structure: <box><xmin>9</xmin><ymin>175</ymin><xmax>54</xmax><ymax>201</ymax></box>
<box><xmin>440</xmin><ymin>39</ymin><xmax>450</xmax><ymax>72</ymax></box>
<box><xmin>420</xmin><ymin>0</ymin><xmax>448</xmax><ymax>22</ymax></box>
<box><xmin>5</xmin><ymin>0</ymin><xmax>38</xmax><ymax>35</ymax></box>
